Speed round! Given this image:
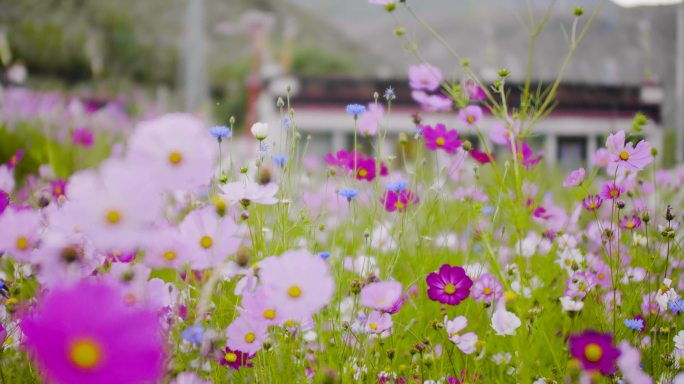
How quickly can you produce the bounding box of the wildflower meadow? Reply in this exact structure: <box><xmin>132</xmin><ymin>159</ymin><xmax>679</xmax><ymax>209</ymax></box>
<box><xmin>0</xmin><ymin>1</ymin><xmax>683</xmax><ymax>383</ymax></box>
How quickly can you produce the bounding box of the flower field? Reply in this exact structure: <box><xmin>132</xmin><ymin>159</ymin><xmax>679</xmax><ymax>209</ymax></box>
<box><xmin>0</xmin><ymin>1</ymin><xmax>683</xmax><ymax>383</ymax></box>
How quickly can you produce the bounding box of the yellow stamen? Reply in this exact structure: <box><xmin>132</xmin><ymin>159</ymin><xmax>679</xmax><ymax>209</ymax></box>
<box><xmin>619</xmin><ymin>151</ymin><xmax>630</xmax><ymax>161</ymax></box>
<box><xmin>358</xmin><ymin>169</ymin><xmax>368</xmax><ymax>178</ymax></box>
<box><xmin>224</xmin><ymin>352</ymin><xmax>238</xmax><ymax>363</ymax></box>
<box><xmin>395</xmin><ymin>201</ymin><xmax>405</xmax><ymax>210</ymax></box>
<box><xmin>106</xmin><ymin>210</ymin><xmax>121</xmax><ymax>224</ymax></box>
<box><xmin>483</xmin><ymin>287</ymin><xmax>492</xmax><ymax>295</ymax></box>
<box><xmin>163</xmin><ymin>250</ymin><xmax>177</xmax><ymax>261</ymax></box>
<box><xmin>444</xmin><ymin>283</ymin><xmax>456</xmax><ymax>295</ymax></box>
<box><xmin>244</xmin><ymin>332</ymin><xmax>256</xmax><ymax>343</ymax></box>
<box><xmin>369</xmin><ymin>323</ymin><xmax>378</xmax><ymax>331</ymax></box>
<box><xmin>435</xmin><ymin>137</ymin><xmax>445</xmax><ymax>146</ymax></box>
<box><xmin>584</xmin><ymin>343</ymin><xmax>603</xmax><ymax>362</ymax></box>
<box><xmin>169</xmin><ymin>151</ymin><xmax>183</xmax><ymax>165</ymax></box>
<box><xmin>200</xmin><ymin>236</ymin><xmax>213</xmax><ymax>249</ymax></box>
<box><xmin>69</xmin><ymin>338</ymin><xmax>101</xmax><ymax>369</ymax></box>
<box><xmin>16</xmin><ymin>236</ymin><xmax>28</xmax><ymax>251</ymax></box>
<box><xmin>288</xmin><ymin>285</ymin><xmax>302</xmax><ymax>298</ymax></box>
<box><xmin>263</xmin><ymin>309</ymin><xmax>276</xmax><ymax>320</ymax></box>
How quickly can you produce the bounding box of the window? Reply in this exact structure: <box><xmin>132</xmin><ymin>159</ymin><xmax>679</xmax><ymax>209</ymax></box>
<box><xmin>557</xmin><ymin>136</ymin><xmax>587</xmax><ymax>170</ymax></box>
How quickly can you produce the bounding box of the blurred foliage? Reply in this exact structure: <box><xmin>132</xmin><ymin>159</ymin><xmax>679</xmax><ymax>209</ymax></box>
<box><xmin>290</xmin><ymin>46</ymin><xmax>357</xmax><ymax>76</ymax></box>
<box><xmin>0</xmin><ymin>0</ymin><xmax>179</xmax><ymax>86</ymax></box>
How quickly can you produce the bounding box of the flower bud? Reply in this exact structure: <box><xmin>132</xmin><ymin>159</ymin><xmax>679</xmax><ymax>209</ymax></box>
<box><xmin>250</xmin><ymin>122</ymin><xmax>269</xmax><ymax>140</ymax></box>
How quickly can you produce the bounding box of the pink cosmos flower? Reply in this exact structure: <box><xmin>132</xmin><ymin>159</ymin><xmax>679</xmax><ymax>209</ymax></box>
<box><xmin>358</xmin><ymin>103</ymin><xmax>384</xmax><ymax>136</ymax></box>
<box><xmin>360</xmin><ymin>281</ymin><xmax>403</xmax><ymax>311</ymax></box>
<box><xmin>617</xmin><ymin>341</ymin><xmax>652</xmax><ymax>384</ymax></box>
<box><xmin>426</xmin><ymin>264</ymin><xmax>473</xmax><ymax>306</ymax></box>
<box><xmin>605</xmin><ymin>130</ymin><xmax>652</xmax><ymax>173</ymax></box>
<box><xmin>50</xmin><ymin>179</ymin><xmax>67</xmax><ymax>200</ymax></box>
<box><xmin>408</xmin><ymin>64</ymin><xmax>443</xmax><ymax>91</ymax></box>
<box><xmin>582</xmin><ymin>194</ymin><xmax>603</xmax><ymax>211</ymax></box>
<box><xmin>490</xmin><ymin>118</ymin><xmax>521</xmax><ymax>145</ymax></box>
<box><xmin>220</xmin><ymin>181</ymin><xmax>278</xmax><ymax>206</ymax></box>
<box><xmin>240</xmin><ymin>286</ymin><xmax>285</xmax><ymax>326</ymax></box>
<box><xmin>565</xmin><ymin>271</ymin><xmax>597</xmax><ymax>299</ymax></box>
<box><xmin>0</xmin><ymin>165</ymin><xmax>14</xmax><ymax>193</ymax></box>
<box><xmin>66</xmin><ymin>159</ymin><xmax>162</xmax><ymax>251</ymax></box>
<box><xmin>0</xmin><ymin>190</ymin><xmax>9</xmax><ymax>215</ymax></box>
<box><xmin>141</xmin><ymin>227</ymin><xmax>192</xmax><ymax>270</ymax></box>
<box><xmin>563</xmin><ymin>168</ymin><xmax>585</xmax><ymax>187</ymax></box>
<box><xmin>220</xmin><ymin>346</ymin><xmax>255</xmax><ymax>371</ymax></box>
<box><xmin>599</xmin><ymin>181</ymin><xmax>624</xmax><ymax>201</ymax></box>
<box><xmin>381</xmin><ymin>189</ymin><xmax>419</xmax><ymax>212</ymax></box>
<box><xmin>0</xmin><ymin>208</ymin><xmax>41</xmax><ymax>262</ymax></box>
<box><xmin>569</xmin><ymin>330</ymin><xmax>621</xmax><ymax>375</ymax></box>
<box><xmin>592</xmin><ymin>148</ymin><xmax>611</xmax><ymax>167</ymax></box>
<box><xmin>179</xmin><ymin>206</ymin><xmax>241</xmax><ymax>270</ymax></box>
<box><xmin>20</xmin><ymin>280</ymin><xmax>165</xmax><ymax>384</ymax></box>
<box><xmin>465</xmin><ymin>80</ymin><xmax>486</xmax><ymax>101</ymax></box>
<box><xmin>470</xmin><ymin>273</ymin><xmax>503</xmax><ymax>304</ymax></box>
<box><xmin>225</xmin><ymin>315</ymin><xmax>268</xmax><ymax>354</ymax></box>
<box><xmin>619</xmin><ymin>215</ymin><xmax>641</xmax><ymax>230</ymax></box>
<box><xmin>351</xmin><ymin>155</ymin><xmax>387</xmax><ymax>182</ymax></box>
<box><xmin>411</xmin><ymin>91</ymin><xmax>453</xmax><ymax>112</ymax></box>
<box><xmin>423</xmin><ymin>124</ymin><xmax>461</xmax><ymax>153</ymax></box>
<box><xmin>127</xmin><ymin>113</ymin><xmax>217</xmax><ymax>191</ymax></box>
<box><xmin>72</xmin><ymin>128</ymin><xmax>94</xmax><ymax>147</ymax></box>
<box><xmin>507</xmin><ymin>139</ymin><xmax>543</xmax><ymax>166</ymax></box>
<box><xmin>365</xmin><ymin>311</ymin><xmax>393</xmax><ymax>334</ymax></box>
<box><xmin>258</xmin><ymin>249</ymin><xmax>334</xmax><ymax>320</ymax></box>
<box><xmin>444</xmin><ymin>316</ymin><xmax>478</xmax><ymax>354</ymax></box>
<box><xmin>458</xmin><ymin>105</ymin><xmax>483</xmax><ymax>126</ymax></box>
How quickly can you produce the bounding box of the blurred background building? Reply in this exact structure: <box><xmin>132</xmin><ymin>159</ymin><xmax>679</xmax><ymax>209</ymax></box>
<box><xmin>0</xmin><ymin>0</ymin><xmax>680</xmax><ymax>168</ymax></box>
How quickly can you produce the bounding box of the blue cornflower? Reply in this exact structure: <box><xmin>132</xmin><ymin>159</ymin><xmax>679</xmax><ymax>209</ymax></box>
<box><xmin>624</xmin><ymin>318</ymin><xmax>644</xmax><ymax>332</ymax></box>
<box><xmin>318</xmin><ymin>252</ymin><xmax>330</xmax><ymax>260</ymax></box>
<box><xmin>209</xmin><ymin>125</ymin><xmax>232</xmax><ymax>141</ymax></box>
<box><xmin>181</xmin><ymin>324</ymin><xmax>205</xmax><ymax>344</ymax></box>
<box><xmin>386</xmin><ymin>180</ymin><xmax>409</xmax><ymax>192</ymax></box>
<box><xmin>272</xmin><ymin>154</ymin><xmax>288</xmax><ymax>168</ymax></box>
<box><xmin>414</xmin><ymin>125</ymin><xmax>424</xmax><ymax>139</ymax></box>
<box><xmin>338</xmin><ymin>188</ymin><xmax>359</xmax><ymax>201</ymax></box>
<box><xmin>669</xmin><ymin>299</ymin><xmax>684</xmax><ymax>314</ymax></box>
<box><xmin>346</xmin><ymin>104</ymin><xmax>366</xmax><ymax>118</ymax></box>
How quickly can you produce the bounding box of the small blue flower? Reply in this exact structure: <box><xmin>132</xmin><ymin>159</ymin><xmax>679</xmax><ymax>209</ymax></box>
<box><xmin>283</xmin><ymin>116</ymin><xmax>291</xmax><ymax>130</ymax></box>
<box><xmin>272</xmin><ymin>154</ymin><xmax>288</xmax><ymax>168</ymax></box>
<box><xmin>482</xmin><ymin>205</ymin><xmax>495</xmax><ymax>215</ymax></box>
<box><xmin>624</xmin><ymin>318</ymin><xmax>644</xmax><ymax>332</ymax></box>
<box><xmin>181</xmin><ymin>324</ymin><xmax>205</xmax><ymax>344</ymax></box>
<box><xmin>338</xmin><ymin>188</ymin><xmax>359</xmax><ymax>201</ymax></box>
<box><xmin>386</xmin><ymin>180</ymin><xmax>409</xmax><ymax>192</ymax></box>
<box><xmin>346</xmin><ymin>104</ymin><xmax>366</xmax><ymax>118</ymax></box>
<box><xmin>209</xmin><ymin>125</ymin><xmax>232</xmax><ymax>140</ymax></box>
<box><xmin>414</xmin><ymin>125</ymin><xmax>424</xmax><ymax>139</ymax></box>
<box><xmin>669</xmin><ymin>299</ymin><xmax>684</xmax><ymax>314</ymax></box>
<box><xmin>318</xmin><ymin>252</ymin><xmax>330</xmax><ymax>260</ymax></box>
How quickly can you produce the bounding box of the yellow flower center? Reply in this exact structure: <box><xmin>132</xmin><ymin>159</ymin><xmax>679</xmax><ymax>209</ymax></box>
<box><xmin>16</xmin><ymin>236</ymin><xmax>28</xmax><ymax>251</ymax></box>
<box><xmin>163</xmin><ymin>250</ymin><xmax>177</xmax><ymax>261</ymax></box>
<box><xmin>584</xmin><ymin>343</ymin><xmax>603</xmax><ymax>362</ymax></box>
<box><xmin>358</xmin><ymin>169</ymin><xmax>368</xmax><ymax>177</ymax></box>
<box><xmin>598</xmin><ymin>273</ymin><xmax>605</xmax><ymax>280</ymax></box>
<box><xmin>395</xmin><ymin>201</ymin><xmax>405</xmax><ymax>210</ymax></box>
<box><xmin>467</xmin><ymin>115</ymin><xmax>475</xmax><ymax>124</ymax></box>
<box><xmin>483</xmin><ymin>287</ymin><xmax>492</xmax><ymax>295</ymax></box>
<box><xmin>627</xmin><ymin>221</ymin><xmax>635</xmax><ymax>229</ymax></box>
<box><xmin>369</xmin><ymin>323</ymin><xmax>378</xmax><ymax>331</ymax></box>
<box><xmin>106</xmin><ymin>210</ymin><xmax>121</xmax><ymax>224</ymax></box>
<box><xmin>263</xmin><ymin>309</ymin><xmax>276</xmax><ymax>320</ymax></box>
<box><xmin>169</xmin><ymin>151</ymin><xmax>183</xmax><ymax>165</ymax></box>
<box><xmin>224</xmin><ymin>352</ymin><xmax>238</xmax><ymax>363</ymax></box>
<box><xmin>200</xmin><ymin>235</ymin><xmax>213</xmax><ymax>249</ymax></box>
<box><xmin>54</xmin><ymin>187</ymin><xmax>63</xmax><ymax>196</ymax></box>
<box><xmin>444</xmin><ymin>283</ymin><xmax>456</xmax><ymax>295</ymax></box>
<box><xmin>69</xmin><ymin>338</ymin><xmax>101</xmax><ymax>369</ymax></box>
<box><xmin>435</xmin><ymin>137</ymin><xmax>445</xmax><ymax>147</ymax></box>
<box><xmin>244</xmin><ymin>332</ymin><xmax>256</xmax><ymax>343</ymax></box>
<box><xmin>610</xmin><ymin>190</ymin><xmax>618</xmax><ymax>198</ymax></box>
<box><xmin>619</xmin><ymin>151</ymin><xmax>630</xmax><ymax>161</ymax></box>
<box><xmin>288</xmin><ymin>285</ymin><xmax>302</xmax><ymax>298</ymax></box>
<box><xmin>590</xmin><ymin>203</ymin><xmax>597</xmax><ymax>209</ymax></box>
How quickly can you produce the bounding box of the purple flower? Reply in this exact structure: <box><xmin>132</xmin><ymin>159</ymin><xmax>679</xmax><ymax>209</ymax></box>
<box><xmin>381</xmin><ymin>189</ymin><xmax>419</xmax><ymax>212</ymax></box>
<box><xmin>599</xmin><ymin>181</ymin><xmax>624</xmax><ymax>201</ymax></box>
<box><xmin>220</xmin><ymin>346</ymin><xmax>255</xmax><ymax>371</ymax></box>
<box><xmin>563</xmin><ymin>168</ymin><xmax>585</xmax><ymax>187</ymax></box>
<box><xmin>72</xmin><ymin>128</ymin><xmax>94</xmax><ymax>147</ymax></box>
<box><xmin>605</xmin><ymin>130</ymin><xmax>652</xmax><ymax>173</ymax></box>
<box><xmin>569</xmin><ymin>330</ymin><xmax>621</xmax><ymax>375</ymax></box>
<box><xmin>408</xmin><ymin>64</ymin><xmax>443</xmax><ymax>92</ymax></box>
<box><xmin>458</xmin><ymin>105</ymin><xmax>483</xmax><ymax>126</ymax></box>
<box><xmin>0</xmin><ymin>190</ymin><xmax>8</xmax><ymax>215</ymax></box>
<box><xmin>619</xmin><ymin>215</ymin><xmax>641</xmax><ymax>230</ymax></box>
<box><xmin>423</xmin><ymin>124</ymin><xmax>461</xmax><ymax>153</ymax></box>
<box><xmin>470</xmin><ymin>273</ymin><xmax>503</xmax><ymax>304</ymax></box>
<box><xmin>465</xmin><ymin>80</ymin><xmax>486</xmax><ymax>101</ymax></box>
<box><xmin>582</xmin><ymin>194</ymin><xmax>603</xmax><ymax>211</ymax></box>
<box><xmin>426</xmin><ymin>264</ymin><xmax>473</xmax><ymax>306</ymax></box>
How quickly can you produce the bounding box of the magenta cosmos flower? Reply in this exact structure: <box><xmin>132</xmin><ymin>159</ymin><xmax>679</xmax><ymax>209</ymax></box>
<box><xmin>605</xmin><ymin>130</ymin><xmax>652</xmax><ymax>173</ymax></box>
<box><xmin>458</xmin><ymin>105</ymin><xmax>483</xmax><ymax>126</ymax></box>
<box><xmin>381</xmin><ymin>190</ymin><xmax>419</xmax><ymax>212</ymax></box>
<box><xmin>20</xmin><ymin>280</ymin><xmax>165</xmax><ymax>384</ymax></box>
<box><xmin>220</xmin><ymin>346</ymin><xmax>255</xmax><ymax>371</ymax></box>
<box><xmin>599</xmin><ymin>181</ymin><xmax>624</xmax><ymax>201</ymax></box>
<box><xmin>426</xmin><ymin>264</ymin><xmax>473</xmax><ymax>305</ymax></box>
<box><xmin>470</xmin><ymin>149</ymin><xmax>493</xmax><ymax>164</ymax></box>
<box><xmin>50</xmin><ymin>179</ymin><xmax>67</xmax><ymax>200</ymax></box>
<box><xmin>465</xmin><ymin>80</ymin><xmax>486</xmax><ymax>101</ymax></box>
<box><xmin>470</xmin><ymin>273</ymin><xmax>503</xmax><ymax>304</ymax></box>
<box><xmin>423</xmin><ymin>124</ymin><xmax>461</xmax><ymax>154</ymax></box>
<box><xmin>408</xmin><ymin>64</ymin><xmax>443</xmax><ymax>92</ymax></box>
<box><xmin>72</xmin><ymin>128</ymin><xmax>94</xmax><ymax>148</ymax></box>
<box><xmin>0</xmin><ymin>190</ymin><xmax>8</xmax><ymax>215</ymax></box>
<box><xmin>258</xmin><ymin>249</ymin><xmax>335</xmax><ymax>320</ymax></box>
<box><xmin>619</xmin><ymin>215</ymin><xmax>641</xmax><ymax>230</ymax></box>
<box><xmin>350</xmin><ymin>154</ymin><xmax>388</xmax><ymax>182</ymax></box>
<box><xmin>569</xmin><ymin>330</ymin><xmax>621</xmax><ymax>375</ymax></box>
<box><xmin>582</xmin><ymin>194</ymin><xmax>603</xmax><ymax>211</ymax></box>
<box><xmin>127</xmin><ymin>113</ymin><xmax>217</xmax><ymax>191</ymax></box>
